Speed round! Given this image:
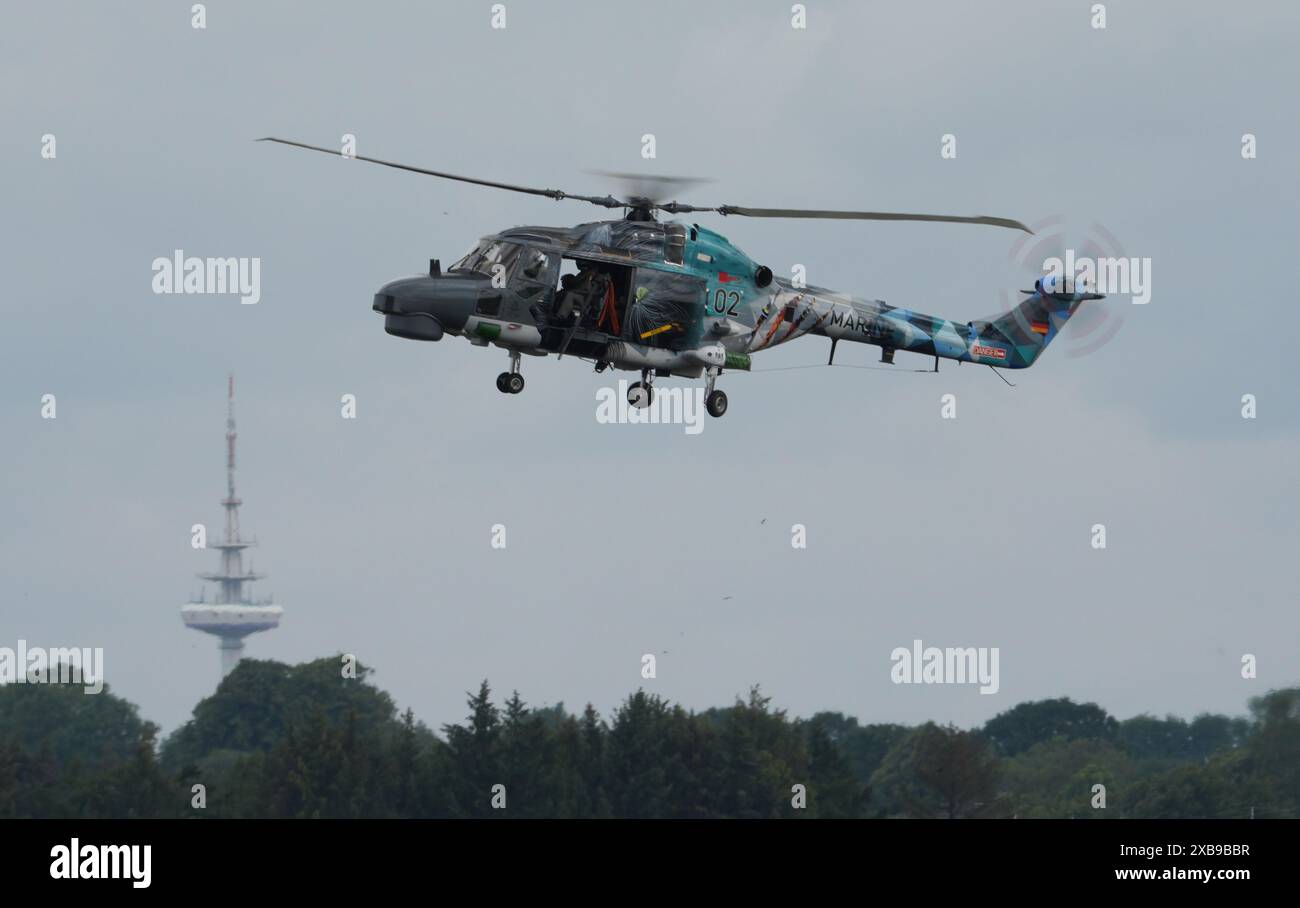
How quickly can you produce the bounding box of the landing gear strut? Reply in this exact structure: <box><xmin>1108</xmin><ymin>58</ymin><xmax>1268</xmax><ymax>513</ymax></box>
<box><xmin>496</xmin><ymin>350</ymin><xmax>525</xmax><ymax>394</ymax></box>
<box><xmin>704</xmin><ymin>367</ymin><xmax>728</xmax><ymax>418</ymax></box>
<box><xmin>627</xmin><ymin>369</ymin><xmax>654</xmax><ymax>409</ymax></box>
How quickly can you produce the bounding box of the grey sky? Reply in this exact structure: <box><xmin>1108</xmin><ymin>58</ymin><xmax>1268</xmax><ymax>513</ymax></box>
<box><xmin>2</xmin><ymin>0</ymin><xmax>1297</xmax><ymax>735</ymax></box>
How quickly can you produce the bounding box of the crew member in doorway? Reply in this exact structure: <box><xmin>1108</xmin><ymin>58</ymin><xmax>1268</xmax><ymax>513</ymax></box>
<box><xmin>571</xmin><ymin>265</ymin><xmax>611</xmax><ymax>328</ymax></box>
<box><xmin>551</xmin><ymin>272</ymin><xmax>580</xmax><ymax>324</ymax></box>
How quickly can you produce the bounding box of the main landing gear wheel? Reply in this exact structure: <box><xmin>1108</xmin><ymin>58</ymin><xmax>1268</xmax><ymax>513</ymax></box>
<box><xmin>496</xmin><ymin>372</ymin><xmax>524</xmax><ymax>394</ymax></box>
<box><xmin>703</xmin><ymin>366</ymin><xmax>726</xmax><ymax>418</ymax></box>
<box><xmin>628</xmin><ymin>380</ymin><xmax>654</xmax><ymax>408</ymax></box>
<box><xmin>497</xmin><ymin>350</ymin><xmax>524</xmax><ymax>394</ymax></box>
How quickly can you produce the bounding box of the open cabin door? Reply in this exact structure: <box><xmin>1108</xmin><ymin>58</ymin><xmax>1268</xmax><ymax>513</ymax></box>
<box><xmin>539</xmin><ymin>257</ymin><xmax>636</xmax><ymax>359</ymax></box>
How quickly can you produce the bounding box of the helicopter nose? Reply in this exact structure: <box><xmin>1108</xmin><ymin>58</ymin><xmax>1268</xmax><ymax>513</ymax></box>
<box><xmin>373</xmin><ymin>275</ymin><xmax>478</xmax><ymax>341</ymax></box>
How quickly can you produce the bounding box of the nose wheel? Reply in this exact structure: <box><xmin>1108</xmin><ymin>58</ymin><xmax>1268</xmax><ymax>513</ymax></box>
<box><xmin>497</xmin><ymin>351</ymin><xmax>525</xmax><ymax>394</ymax></box>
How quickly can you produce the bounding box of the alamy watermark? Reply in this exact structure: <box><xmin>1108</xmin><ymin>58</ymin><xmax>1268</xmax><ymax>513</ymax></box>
<box><xmin>50</xmin><ymin>839</ymin><xmax>150</xmax><ymax>888</ymax></box>
<box><xmin>151</xmin><ymin>250</ymin><xmax>261</xmax><ymax>304</ymax></box>
<box><xmin>1043</xmin><ymin>248</ymin><xmax>1151</xmax><ymax>305</ymax></box>
<box><xmin>0</xmin><ymin>640</ymin><xmax>104</xmax><ymax>694</ymax></box>
<box><xmin>890</xmin><ymin>639</ymin><xmax>999</xmax><ymax>695</ymax></box>
<box><xmin>999</xmin><ymin>217</ymin><xmax>1148</xmax><ymax>359</ymax></box>
<box><xmin>596</xmin><ymin>380</ymin><xmax>705</xmax><ymax>435</ymax></box>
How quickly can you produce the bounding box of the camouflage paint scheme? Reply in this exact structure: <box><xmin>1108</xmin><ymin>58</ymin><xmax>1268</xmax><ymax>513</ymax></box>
<box><xmin>679</xmin><ymin>222</ymin><xmax>1101</xmax><ymax>370</ymax></box>
<box><xmin>374</xmin><ymin>218</ymin><xmax>1102</xmax><ymax>376</ymax></box>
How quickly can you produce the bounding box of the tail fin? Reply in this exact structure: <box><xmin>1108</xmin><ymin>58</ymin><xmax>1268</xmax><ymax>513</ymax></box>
<box><xmin>977</xmin><ymin>277</ymin><xmax>1104</xmax><ymax>368</ymax></box>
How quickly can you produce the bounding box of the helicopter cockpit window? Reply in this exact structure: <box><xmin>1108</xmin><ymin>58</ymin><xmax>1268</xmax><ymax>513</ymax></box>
<box><xmin>514</xmin><ymin>247</ymin><xmax>549</xmax><ymax>282</ymax></box>
<box><xmin>450</xmin><ymin>240</ymin><xmax>489</xmax><ymax>273</ymax></box>
<box><xmin>509</xmin><ymin>247</ymin><xmax>554</xmax><ymax>303</ymax></box>
<box><xmin>450</xmin><ymin>240</ymin><xmax>523</xmax><ymax>280</ymax></box>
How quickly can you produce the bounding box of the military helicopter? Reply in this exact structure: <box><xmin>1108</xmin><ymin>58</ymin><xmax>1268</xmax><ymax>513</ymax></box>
<box><xmin>261</xmin><ymin>138</ymin><xmax>1103</xmax><ymax>418</ymax></box>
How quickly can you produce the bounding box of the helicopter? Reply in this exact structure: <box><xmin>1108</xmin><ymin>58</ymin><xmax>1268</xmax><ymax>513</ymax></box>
<box><xmin>261</xmin><ymin>138</ymin><xmax>1104</xmax><ymax>418</ymax></box>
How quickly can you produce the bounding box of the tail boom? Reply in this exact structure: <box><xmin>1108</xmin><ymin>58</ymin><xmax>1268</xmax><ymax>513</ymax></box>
<box><xmin>810</xmin><ymin>279</ymin><xmax>1103</xmax><ymax>369</ymax></box>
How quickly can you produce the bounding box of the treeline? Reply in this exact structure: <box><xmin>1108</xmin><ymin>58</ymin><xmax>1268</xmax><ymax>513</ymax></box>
<box><xmin>0</xmin><ymin>657</ymin><xmax>1296</xmax><ymax>818</ymax></box>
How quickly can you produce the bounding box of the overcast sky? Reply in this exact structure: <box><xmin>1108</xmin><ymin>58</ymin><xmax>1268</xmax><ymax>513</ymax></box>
<box><xmin>2</xmin><ymin>0</ymin><xmax>1297</xmax><ymax>736</ymax></box>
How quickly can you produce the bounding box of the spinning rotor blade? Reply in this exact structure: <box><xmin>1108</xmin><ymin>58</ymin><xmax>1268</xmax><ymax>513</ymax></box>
<box><xmin>257</xmin><ymin>137</ymin><xmax>624</xmax><ymax>208</ymax></box>
<box><xmin>584</xmin><ymin>170</ymin><xmax>714</xmax><ymax>206</ymax></box>
<box><xmin>660</xmin><ymin>204</ymin><xmax>1033</xmax><ymax>234</ymax></box>
<box><xmin>260</xmin><ymin>137</ymin><xmax>1032</xmax><ymax>232</ymax></box>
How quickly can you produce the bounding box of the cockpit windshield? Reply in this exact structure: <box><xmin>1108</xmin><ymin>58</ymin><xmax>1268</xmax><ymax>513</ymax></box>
<box><xmin>450</xmin><ymin>240</ymin><xmax>523</xmax><ymax>277</ymax></box>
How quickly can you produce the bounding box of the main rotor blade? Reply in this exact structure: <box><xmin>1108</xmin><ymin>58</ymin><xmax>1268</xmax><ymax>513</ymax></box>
<box><xmin>257</xmin><ymin>137</ymin><xmax>624</xmax><ymax>208</ymax></box>
<box><xmin>259</xmin><ymin>138</ymin><xmax>1032</xmax><ymax>232</ymax></box>
<box><xmin>661</xmin><ymin>203</ymin><xmax>1033</xmax><ymax>234</ymax></box>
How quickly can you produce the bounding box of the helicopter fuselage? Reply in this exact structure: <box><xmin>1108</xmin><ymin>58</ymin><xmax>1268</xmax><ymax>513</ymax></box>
<box><xmin>373</xmin><ymin>218</ymin><xmax>1094</xmax><ymax>380</ymax></box>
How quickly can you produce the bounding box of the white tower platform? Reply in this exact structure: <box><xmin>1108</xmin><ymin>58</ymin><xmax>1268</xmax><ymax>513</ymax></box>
<box><xmin>181</xmin><ymin>604</ymin><xmax>284</xmax><ymax>676</ymax></box>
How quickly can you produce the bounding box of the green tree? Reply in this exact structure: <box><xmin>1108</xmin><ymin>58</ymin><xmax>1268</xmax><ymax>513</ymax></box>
<box><xmin>802</xmin><ymin>721</ymin><xmax>867</xmax><ymax>817</ymax></box>
<box><xmin>1187</xmin><ymin>713</ymin><xmax>1250</xmax><ymax>759</ymax></box>
<box><xmin>1240</xmin><ymin>687</ymin><xmax>1300</xmax><ymax>817</ymax></box>
<box><xmin>0</xmin><ymin>670</ymin><xmax>156</xmax><ymax>770</ymax></box>
<box><xmin>1001</xmin><ymin>737</ymin><xmax>1135</xmax><ymax>818</ymax></box>
<box><xmin>441</xmin><ymin>680</ymin><xmax>503</xmax><ymax>817</ymax></box>
<box><xmin>983</xmin><ymin>698</ymin><xmax>1118</xmax><ymax>756</ymax></box>
<box><xmin>871</xmin><ymin>723</ymin><xmax>1004</xmax><ymax>818</ymax></box>
<box><xmin>0</xmin><ymin>673</ymin><xmax>176</xmax><ymax>818</ymax></box>
<box><xmin>807</xmin><ymin>712</ymin><xmax>908</xmax><ymax>785</ymax></box>
<box><xmin>1125</xmin><ymin>758</ymin><xmax>1240</xmax><ymax>818</ymax></box>
<box><xmin>498</xmin><ymin>691</ymin><xmax>560</xmax><ymax>817</ymax></box>
<box><xmin>707</xmin><ymin>687</ymin><xmax>802</xmax><ymax>818</ymax></box>
<box><xmin>162</xmin><ymin>656</ymin><xmax>399</xmax><ymax>770</ymax></box>
<box><xmin>574</xmin><ymin>703</ymin><xmax>610</xmax><ymax>817</ymax></box>
<box><xmin>605</xmin><ymin>690</ymin><xmax>702</xmax><ymax>818</ymax></box>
